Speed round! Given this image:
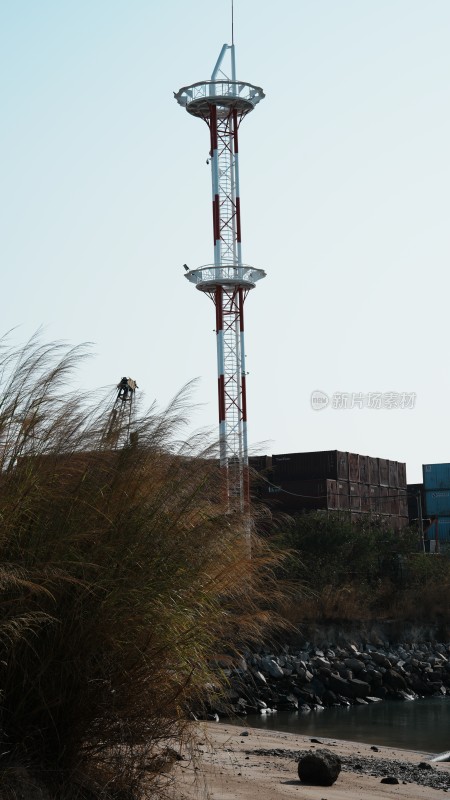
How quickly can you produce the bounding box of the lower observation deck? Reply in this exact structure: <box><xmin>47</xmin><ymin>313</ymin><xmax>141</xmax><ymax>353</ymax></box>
<box><xmin>185</xmin><ymin>264</ymin><xmax>266</xmax><ymax>292</ymax></box>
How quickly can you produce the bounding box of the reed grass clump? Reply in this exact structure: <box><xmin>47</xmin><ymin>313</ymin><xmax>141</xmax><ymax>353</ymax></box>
<box><xmin>0</xmin><ymin>333</ymin><xmax>284</xmax><ymax>800</ymax></box>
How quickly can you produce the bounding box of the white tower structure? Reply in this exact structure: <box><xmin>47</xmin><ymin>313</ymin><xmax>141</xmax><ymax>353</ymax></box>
<box><xmin>175</xmin><ymin>44</ymin><xmax>265</xmax><ymax>512</ymax></box>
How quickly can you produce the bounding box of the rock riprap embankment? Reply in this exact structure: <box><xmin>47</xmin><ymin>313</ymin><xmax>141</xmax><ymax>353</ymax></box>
<box><xmin>201</xmin><ymin>640</ymin><xmax>450</xmax><ymax>717</ymax></box>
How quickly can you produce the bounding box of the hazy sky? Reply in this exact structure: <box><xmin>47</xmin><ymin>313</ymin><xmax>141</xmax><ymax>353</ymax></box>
<box><xmin>1</xmin><ymin>1</ymin><xmax>449</xmax><ymax>483</ymax></box>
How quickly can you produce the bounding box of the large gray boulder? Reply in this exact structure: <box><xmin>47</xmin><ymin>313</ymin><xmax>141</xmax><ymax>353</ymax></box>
<box><xmin>328</xmin><ymin>673</ymin><xmax>351</xmax><ymax>694</ymax></box>
<box><xmin>262</xmin><ymin>658</ymin><xmax>284</xmax><ymax>679</ymax></box>
<box><xmin>297</xmin><ymin>749</ymin><xmax>341</xmax><ymax>786</ymax></box>
<box><xmin>384</xmin><ymin>668</ymin><xmax>408</xmax><ymax>691</ymax></box>
<box><xmin>347</xmin><ymin>677</ymin><xmax>371</xmax><ymax>698</ymax></box>
<box><xmin>344</xmin><ymin>657</ymin><xmax>366</xmax><ymax>673</ymax></box>
<box><xmin>372</xmin><ymin>652</ymin><xmax>392</xmax><ymax>668</ymax></box>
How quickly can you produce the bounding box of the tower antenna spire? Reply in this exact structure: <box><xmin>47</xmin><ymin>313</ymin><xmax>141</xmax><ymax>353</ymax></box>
<box><xmin>231</xmin><ymin>0</ymin><xmax>234</xmax><ymax>46</ymax></box>
<box><xmin>175</xmin><ymin>46</ymin><xmax>266</xmax><ymax>514</ymax></box>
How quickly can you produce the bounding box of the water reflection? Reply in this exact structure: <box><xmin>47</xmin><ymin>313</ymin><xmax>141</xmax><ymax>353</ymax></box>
<box><xmin>238</xmin><ymin>698</ymin><xmax>450</xmax><ymax>753</ymax></box>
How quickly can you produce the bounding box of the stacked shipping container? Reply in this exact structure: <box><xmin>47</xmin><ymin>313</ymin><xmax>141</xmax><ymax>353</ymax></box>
<box><xmin>251</xmin><ymin>450</ymin><xmax>408</xmax><ymax>527</ymax></box>
<box><xmin>423</xmin><ymin>464</ymin><xmax>450</xmax><ymax>543</ymax></box>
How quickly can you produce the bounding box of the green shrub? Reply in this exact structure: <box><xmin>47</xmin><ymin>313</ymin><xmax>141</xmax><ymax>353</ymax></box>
<box><xmin>278</xmin><ymin>511</ymin><xmax>445</xmax><ymax>622</ymax></box>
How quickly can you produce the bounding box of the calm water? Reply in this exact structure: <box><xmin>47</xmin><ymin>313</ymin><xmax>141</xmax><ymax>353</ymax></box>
<box><xmin>232</xmin><ymin>698</ymin><xmax>450</xmax><ymax>754</ymax></box>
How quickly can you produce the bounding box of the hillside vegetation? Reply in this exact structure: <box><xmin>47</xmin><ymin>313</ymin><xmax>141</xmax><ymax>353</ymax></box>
<box><xmin>275</xmin><ymin>510</ymin><xmax>450</xmax><ymax>631</ymax></box>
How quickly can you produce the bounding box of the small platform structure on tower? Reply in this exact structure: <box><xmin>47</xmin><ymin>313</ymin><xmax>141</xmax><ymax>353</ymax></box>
<box><xmin>105</xmin><ymin>377</ymin><xmax>138</xmax><ymax>448</ymax></box>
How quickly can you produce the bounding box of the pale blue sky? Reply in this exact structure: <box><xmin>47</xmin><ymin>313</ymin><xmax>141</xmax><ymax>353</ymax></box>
<box><xmin>1</xmin><ymin>1</ymin><xmax>450</xmax><ymax>482</ymax></box>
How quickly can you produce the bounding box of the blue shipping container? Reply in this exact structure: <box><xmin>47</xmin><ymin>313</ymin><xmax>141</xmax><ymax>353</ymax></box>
<box><xmin>425</xmin><ymin>490</ymin><xmax>450</xmax><ymax>517</ymax></box>
<box><xmin>423</xmin><ymin>463</ymin><xmax>450</xmax><ymax>490</ymax></box>
<box><xmin>424</xmin><ymin>517</ymin><xmax>450</xmax><ymax>543</ymax></box>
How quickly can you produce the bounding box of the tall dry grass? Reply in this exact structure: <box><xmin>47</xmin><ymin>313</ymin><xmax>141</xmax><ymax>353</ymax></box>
<box><xmin>0</xmin><ymin>333</ymin><xmax>285</xmax><ymax>800</ymax></box>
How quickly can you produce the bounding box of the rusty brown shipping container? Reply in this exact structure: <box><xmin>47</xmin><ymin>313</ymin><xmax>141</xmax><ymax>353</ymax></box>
<box><xmin>337</xmin><ymin>480</ymin><xmax>350</xmax><ymax>510</ymax></box>
<box><xmin>359</xmin><ymin>456</ymin><xmax>369</xmax><ymax>484</ymax></box>
<box><xmin>389</xmin><ymin>461</ymin><xmax>399</xmax><ymax>488</ymax></box>
<box><xmin>391</xmin><ymin>515</ymin><xmax>409</xmax><ymax>531</ymax></box>
<box><xmin>271</xmin><ymin>451</ymin><xmax>338</xmax><ymax>481</ymax></box>
<box><xmin>349</xmin><ymin>482</ymin><xmax>361</xmax><ymax>510</ymax></box>
<box><xmin>277</xmin><ymin>479</ymin><xmax>328</xmax><ymax>511</ymax></box>
<box><xmin>361</xmin><ymin>484</ymin><xmax>371</xmax><ymax>512</ymax></box>
<box><xmin>260</xmin><ymin>478</ymin><xmax>339</xmax><ymax>513</ymax></box>
<box><xmin>327</xmin><ymin>479</ymin><xmax>338</xmax><ymax>510</ymax></box>
<box><xmin>399</xmin><ymin>488</ymin><xmax>408</xmax><ymax>518</ymax></box>
<box><xmin>249</xmin><ymin>455</ymin><xmax>271</xmax><ymax>473</ymax></box>
<box><xmin>398</xmin><ymin>462</ymin><xmax>407</xmax><ymax>488</ymax></box>
<box><xmin>348</xmin><ymin>453</ymin><xmax>359</xmax><ymax>482</ymax></box>
<box><xmin>287</xmin><ymin>478</ymin><xmax>338</xmax><ymax>510</ymax></box>
<box><xmin>369</xmin><ymin>485</ymin><xmax>380</xmax><ymax>513</ymax></box>
<box><xmin>379</xmin><ymin>459</ymin><xmax>389</xmax><ymax>487</ymax></box>
<box><xmin>384</xmin><ymin>487</ymin><xmax>393</xmax><ymax>515</ymax></box>
<box><xmin>271</xmin><ymin>450</ymin><xmax>351</xmax><ymax>482</ymax></box>
<box><xmin>390</xmin><ymin>489</ymin><xmax>400</xmax><ymax>517</ymax></box>
<box><xmin>337</xmin><ymin>452</ymin><xmax>349</xmax><ymax>480</ymax></box>
<box><xmin>379</xmin><ymin>486</ymin><xmax>389</xmax><ymax>513</ymax></box>
<box><xmin>369</xmin><ymin>457</ymin><xmax>379</xmax><ymax>485</ymax></box>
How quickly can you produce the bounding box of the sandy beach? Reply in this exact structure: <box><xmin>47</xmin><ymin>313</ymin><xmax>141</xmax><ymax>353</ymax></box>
<box><xmin>175</xmin><ymin>722</ymin><xmax>450</xmax><ymax>800</ymax></box>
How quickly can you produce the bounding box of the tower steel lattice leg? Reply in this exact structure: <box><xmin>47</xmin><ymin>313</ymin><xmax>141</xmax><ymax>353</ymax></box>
<box><xmin>209</xmin><ymin>108</ymin><xmax>251</xmax><ymax>511</ymax></box>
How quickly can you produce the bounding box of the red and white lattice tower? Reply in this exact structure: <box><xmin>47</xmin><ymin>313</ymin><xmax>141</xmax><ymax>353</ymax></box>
<box><xmin>175</xmin><ymin>44</ymin><xmax>266</xmax><ymax>512</ymax></box>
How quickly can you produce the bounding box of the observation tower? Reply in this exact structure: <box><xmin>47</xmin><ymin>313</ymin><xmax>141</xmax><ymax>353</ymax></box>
<box><xmin>175</xmin><ymin>43</ymin><xmax>266</xmax><ymax>512</ymax></box>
